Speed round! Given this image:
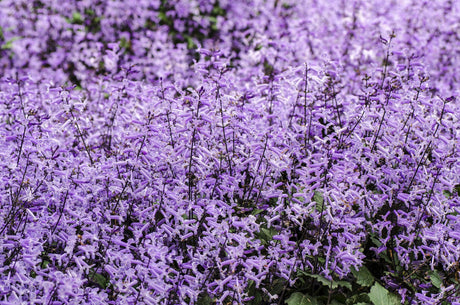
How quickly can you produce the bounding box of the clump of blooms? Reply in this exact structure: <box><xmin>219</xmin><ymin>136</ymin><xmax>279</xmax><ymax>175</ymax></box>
<box><xmin>0</xmin><ymin>0</ymin><xmax>459</xmax><ymax>304</ymax></box>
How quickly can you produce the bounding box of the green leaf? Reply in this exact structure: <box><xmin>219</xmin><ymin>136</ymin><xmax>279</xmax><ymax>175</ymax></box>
<box><xmin>369</xmin><ymin>235</ymin><xmax>382</xmax><ymax>247</ymax></box>
<box><xmin>211</xmin><ymin>5</ymin><xmax>226</xmax><ymax>16</ymax></box>
<box><xmin>309</xmin><ymin>274</ymin><xmax>333</xmax><ymax>288</ymax></box>
<box><xmin>247</xmin><ymin>280</ymin><xmax>265</xmax><ymax>304</ymax></box>
<box><xmin>313</xmin><ymin>191</ymin><xmax>323</xmax><ymax>202</ymax></box>
<box><xmin>197</xmin><ymin>292</ymin><xmax>214</xmax><ymax>305</ymax></box>
<box><xmin>271</xmin><ymin>278</ymin><xmax>288</xmax><ymax>295</ymax></box>
<box><xmin>119</xmin><ymin>37</ymin><xmax>131</xmax><ymax>50</ymax></box>
<box><xmin>1</xmin><ymin>36</ymin><xmax>20</xmax><ymax>50</ymax></box>
<box><xmin>368</xmin><ymin>282</ymin><xmax>400</xmax><ymax>305</ymax></box>
<box><xmin>346</xmin><ymin>292</ymin><xmax>371</xmax><ymax>305</ymax></box>
<box><xmin>387</xmin><ymin>293</ymin><xmax>401</xmax><ymax>304</ymax></box>
<box><xmin>71</xmin><ymin>12</ymin><xmax>84</xmax><ymax>24</ymax></box>
<box><xmin>443</xmin><ymin>190</ymin><xmax>452</xmax><ymax>198</ymax></box>
<box><xmin>260</xmin><ymin>227</ymin><xmax>277</xmax><ymax>240</ymax></box>
<box><xmin>351</xmin><ymin>266</ymin><xmax>375</xmax><ymax>287</ymax></box>
<box><xmin>84</xmin><ymin>8</ymin><xmax>95</xmax><ymax>16</ymax></box>
<box><xmin>263</xmin><ymin>59</ymin><xmax>274</xmax><ymax>75</ymax></box>
<box><xmin>455</xmin><ymin>184</ymin><xmax>460</xmax><ymax>196</ymax></box>
<box><xmin>298</xmin><ymin>272</ymin><xmax>351</xmax><ymax>290</ymax></box>
<box><xmin>428</xmin><ymin>270</ymin><xmax>442</xmax><ymax>289</ymax></box>
<box><xmin>256</xmin><ymin>225</ymin><xmax>278</xmax><ymax>246</ymax></box>
<box><xmin>313</xmin><ymin>191</ymin><xmax>325</xmax><ymax>212</ymax></box>
<box><xmin>184</xmin><ymin>35</ymin><xmax>196</xmax><ymax>49</ymax></box>
<box><xmin>92</xmin><ymin>272</ymin><xmax>109</xmax><ymax>289</ymax></box>
<box><xmin>286</xmin><ymin>292</ymin><xmax>320</xmax><ymax>305</ymax></box>
<box><xmin>335</xmin><ymin>280</ymin><xmax>352</xmax><ymax>290</ymax></box>
<box><xmin>209</xmin><ymin>16</ymin><xmax>217</xmax><ymax>23</ymax></box>
<box><xmin>158</xmin><ymin>11</ymin><xmax>169</xmax><ymax>24</ymax></box>
<box><xmin>41</xmin><ymin>260</ymin><xmax>50</xmax><ymax>268</ymax></box>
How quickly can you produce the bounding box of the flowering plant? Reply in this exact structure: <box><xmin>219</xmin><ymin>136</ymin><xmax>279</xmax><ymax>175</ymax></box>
<box><xmin>0</xmin><ymin>0</ymin><xmax>459</xmax><ymax>304</ymax></box>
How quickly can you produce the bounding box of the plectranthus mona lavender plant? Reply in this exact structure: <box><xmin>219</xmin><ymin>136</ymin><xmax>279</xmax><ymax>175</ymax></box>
<box><xmin>0</xmin><ymin>0</ymin><xmax>459</xmax><ymax>304</ymax></box>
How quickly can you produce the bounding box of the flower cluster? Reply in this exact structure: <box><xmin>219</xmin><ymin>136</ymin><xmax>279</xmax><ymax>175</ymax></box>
<box><xmin>0</xmin><ymin>0</ymin><xmax>459</xmax><ymax>304</ymax></box>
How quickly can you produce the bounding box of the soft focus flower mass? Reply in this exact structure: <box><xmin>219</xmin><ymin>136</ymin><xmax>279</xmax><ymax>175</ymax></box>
<box><xmin>0</xmin><ymin>0</ymin><xmax>459</xmax><ymax>304</ymax></box>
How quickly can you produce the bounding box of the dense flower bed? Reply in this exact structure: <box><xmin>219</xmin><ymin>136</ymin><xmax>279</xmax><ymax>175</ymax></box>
<box><xmin>0</xmin><ymin>0</ymin><xmax>459</xmax><ymax>304</ymax></box>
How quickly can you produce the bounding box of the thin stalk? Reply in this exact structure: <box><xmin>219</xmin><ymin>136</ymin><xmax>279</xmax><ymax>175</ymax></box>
<box><xmin>50</xmin><ymin>190</ymin><xmax>69</xmax><ymax>235</ymax></box>
<box><xmin>380</xmin><ymin>32</ymin><xmax>395</xmax><ymax>90</ymax></box>
<box><xmin>216</xmin><ymin>76</ymin><xmax>233</xmax><ymax>176</ymax></box>
<box><xmin>406</xmin><ymin>98</ymin><xmax>447</xmax><ymax>192</ymax></box>
<box><xmin>67</xmin><ymin>100</ymin><xmax>94</xmax><ymax>165</ymax></box>
<box><xmin>244</xmin><ymin>135</ymin><xmax>268</xmax><ymax>203</ymax></box>
<box><xmin>161</xmin><ymin>79</ymin><xmax>176</xmax><ymax>149</ymax></box>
